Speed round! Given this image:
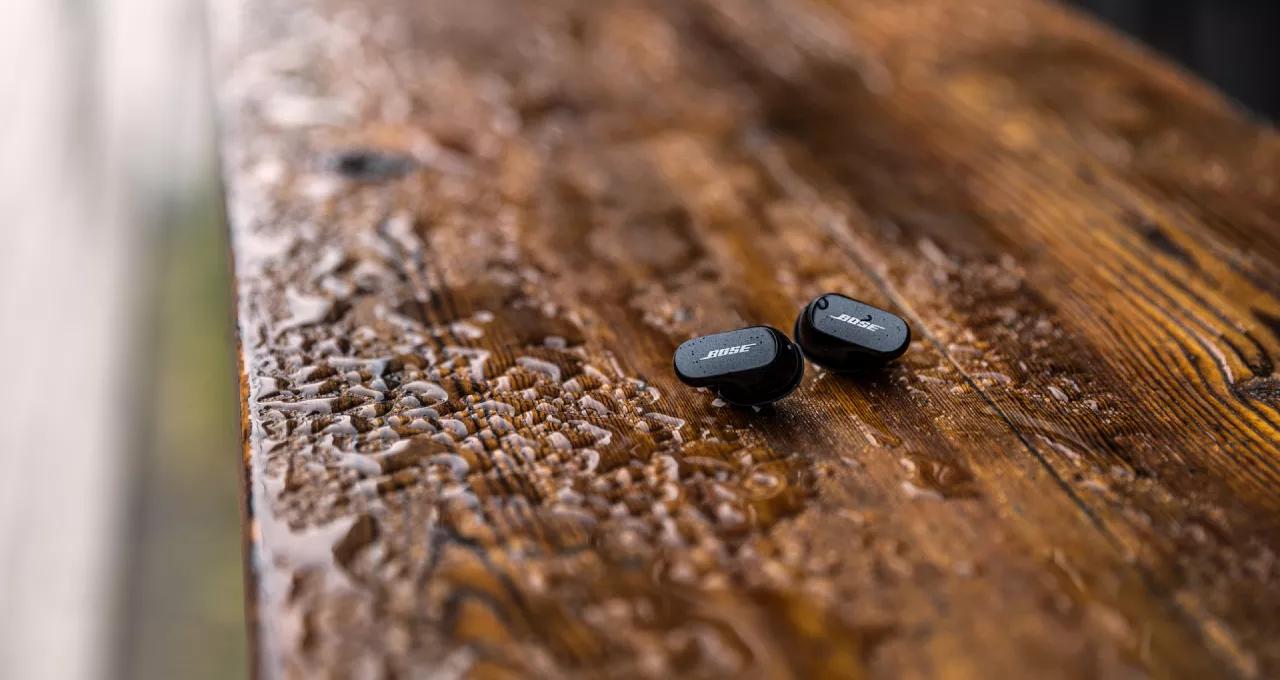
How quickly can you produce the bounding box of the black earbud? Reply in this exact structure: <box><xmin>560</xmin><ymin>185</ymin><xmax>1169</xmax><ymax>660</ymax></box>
<box><xmin>794</xmin><ymin>293</ymin><xmax>911</xmax><ymax>372</ymax></box>
<box><xmin>673</xmin><ymin>326</ymin><xmax>804</xmax><ymax>406</ymax></box>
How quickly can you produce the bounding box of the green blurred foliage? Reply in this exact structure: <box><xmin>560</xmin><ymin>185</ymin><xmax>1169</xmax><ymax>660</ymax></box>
<box><xmin>123</xmin><ymin>187</ymin><xmax>247</xmax><ymax>680</ymax></box>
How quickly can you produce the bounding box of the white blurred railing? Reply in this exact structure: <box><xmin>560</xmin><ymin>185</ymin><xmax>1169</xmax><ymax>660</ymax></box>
<box><xmin>0</xmin><ymin>1</ymin><xmax>216</xmax><ymax>678</ymax></box>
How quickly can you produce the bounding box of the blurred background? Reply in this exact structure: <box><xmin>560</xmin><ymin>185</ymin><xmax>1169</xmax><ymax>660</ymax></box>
<box><xmin>0</xmin><ymin>1</ymin><xmax>1273</xmax><ymax>679</ymax></box>
<box><xmin>1</xmin><ymin>1</ymin><xmax>243</xmax><ymax>679</ymax></box>
<box><xmin>1071</xmin><ymin>0</ymin><xmax>1280</xmax><ymax>119</ymax></box>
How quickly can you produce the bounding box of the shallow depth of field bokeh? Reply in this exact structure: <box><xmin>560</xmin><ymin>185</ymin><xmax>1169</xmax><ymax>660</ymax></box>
<box><xmin>0</xmin><ymin>0</ymin><xmax>1274</xmax><ymax>679</ymax></box>
<box><xmin>122</xmin><ymin>187</ymin><xmax>245</xmax><ymax>679</ymax></box>
<box><xmin>1</xmin><ymin>1</ymin><xmax>246</xmax><ymax>678</ymax></box>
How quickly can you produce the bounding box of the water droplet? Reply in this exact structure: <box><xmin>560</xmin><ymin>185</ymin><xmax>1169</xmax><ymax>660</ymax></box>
<box><xmin>516</xmin><ymin>355</ymin><xmax>561</xmax><ymax>382</ymax></box>
<box><xmin>970</xmin><ymin>371</ymin><xmax>1012</xmax><ymax>386</ymax></box>
<box><xmin>278</xmin><ymin>288</ymin><xmax>333</xmax><ymax>331</ymax></box>
<box><xmin>902</xmin><ymin>453</ymin><xmax>979</xmax><ymax>499</ymax></box>
<box><xmin>401</xmin><ymin>380</ymin><xmax>448</xmax><ymax>404</ymax></box>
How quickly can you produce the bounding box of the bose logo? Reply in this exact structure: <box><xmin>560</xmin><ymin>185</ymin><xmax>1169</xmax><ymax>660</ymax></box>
<box><xmin>830</xmin><ymin>313</ymin><xmax>885</xmax><ymax>332</ymax></box>
<box><xmin>699</xmin><ymin>343</ymin><xmax>757</xmax><ymax>360</ymax></box>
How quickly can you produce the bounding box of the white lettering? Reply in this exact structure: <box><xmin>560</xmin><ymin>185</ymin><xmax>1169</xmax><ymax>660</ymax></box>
<box><xmin>698</xmin><ymin>343</ymin><xmax>758</xmax><ymax>360</ymax></box>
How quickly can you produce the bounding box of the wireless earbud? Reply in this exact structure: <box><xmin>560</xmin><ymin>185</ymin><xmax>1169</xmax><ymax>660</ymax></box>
<box><xmin>673</xmin><ymin>326</ymin><xmax>804</xmax><ymax>406</ymax></box>
<box><xmin>794</xmin><ymin>293</ymin><xmax>911</xmax><ymax>372</ymax></box>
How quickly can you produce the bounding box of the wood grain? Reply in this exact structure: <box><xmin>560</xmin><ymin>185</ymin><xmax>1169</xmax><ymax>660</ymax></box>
<box><xmin>212</xmin><ymin>0</ymin><xmax>1280</xmax><ymax>677</ymax></box>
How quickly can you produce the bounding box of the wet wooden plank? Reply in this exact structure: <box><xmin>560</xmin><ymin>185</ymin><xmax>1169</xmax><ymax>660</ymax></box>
<box><xmin>212</xmin><ymin>0</ymin><xmax>1280</xmax><ymax>677</ymax></box>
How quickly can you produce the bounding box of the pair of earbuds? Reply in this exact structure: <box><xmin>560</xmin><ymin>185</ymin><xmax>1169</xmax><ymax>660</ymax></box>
<box><xmin>673</xmin><ymin>293</ymin><xmax>911</xmax><ymax>407</ymax></box>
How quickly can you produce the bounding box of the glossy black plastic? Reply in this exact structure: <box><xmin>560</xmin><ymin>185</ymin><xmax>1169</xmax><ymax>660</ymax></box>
<box><xmin>673</xmin><ymin>326</ymin><xmax>804</xmax><ymax>406</ymax></box>
<box><xmin>794</xmin><ymin>293</ymin><xmax>911</xmax><ymax>372</ymax></box>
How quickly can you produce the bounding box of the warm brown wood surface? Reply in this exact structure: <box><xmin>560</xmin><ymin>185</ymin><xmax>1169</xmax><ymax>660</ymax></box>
<box><xmin>212</xmin><ymin>0</ymin><xmax>1280</xmax><ymax>677</ymax></box>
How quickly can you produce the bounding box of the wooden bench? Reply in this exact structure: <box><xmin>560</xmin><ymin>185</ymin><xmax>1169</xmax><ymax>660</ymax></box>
<box><xmin>212</xmin><ymin>0</ymin><xmax>1280</xmax><ymax>676</ymax></box>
